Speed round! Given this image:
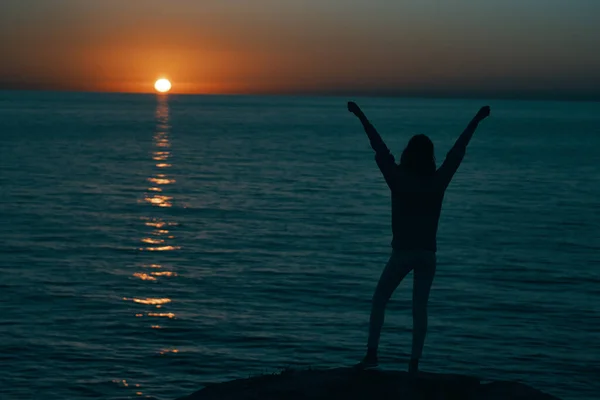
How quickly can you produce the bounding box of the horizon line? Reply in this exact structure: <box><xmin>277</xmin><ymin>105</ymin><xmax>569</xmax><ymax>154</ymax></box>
<box><xmin>1</xmin><ymin>87</ymin><xmax>599</xmax><ymax>103</ymax></box>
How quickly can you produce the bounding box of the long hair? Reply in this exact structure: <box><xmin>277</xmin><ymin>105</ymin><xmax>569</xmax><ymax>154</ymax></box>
<box><xmin>400</xmin><ymin>134</ymin><xmax>436</xmax><ymax>177</ymax></box>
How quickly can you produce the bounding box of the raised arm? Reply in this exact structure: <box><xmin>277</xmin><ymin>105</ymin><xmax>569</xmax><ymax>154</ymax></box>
<box><xmin>347</xmin><ymin>101</ymin><xmax>398</xmax><ymax>188</ymax></box>
<box><xmin>347</xmin><ymin>101</ymin><xmax>389</xmax><ymax>153</ymax></box>
<box><xmin>437</xmin><ymin>106</ymin><xmax>491</xmax><ymax>187</ymax></box>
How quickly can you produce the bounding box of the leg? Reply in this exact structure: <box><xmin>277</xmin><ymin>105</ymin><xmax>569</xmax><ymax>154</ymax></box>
<box><xmin>410</xmin><ymin>252</ymin><xmax>437</xmax><ymax>371</ymax></box>
<box><xmin>366</xmin><ymin>251</ymin><xmax>413</xmax><ymax>353</ymax></box>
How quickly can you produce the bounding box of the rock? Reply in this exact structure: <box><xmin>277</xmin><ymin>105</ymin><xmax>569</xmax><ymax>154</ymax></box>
<box><xmin>475</xmin><ymin>381</ymin><xmax>561</xmax><ymax>399</ymax></box>
<box><xmin>175</xmin><ymin>368</ymin><xmax>561</xmax><ymax>400</ymax></box>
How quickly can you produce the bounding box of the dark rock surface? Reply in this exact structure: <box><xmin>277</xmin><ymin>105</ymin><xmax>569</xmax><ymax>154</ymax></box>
<box><xmin>176</xmin><ymin>368</ymin><xmax>561</xmax><ymax>400</ymax></box>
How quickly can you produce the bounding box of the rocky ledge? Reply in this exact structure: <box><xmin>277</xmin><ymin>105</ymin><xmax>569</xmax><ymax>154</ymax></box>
<box><xmin>175</xmin><ymin>367</ymin><xmax>561</xmax><ymax>400</ymax></box>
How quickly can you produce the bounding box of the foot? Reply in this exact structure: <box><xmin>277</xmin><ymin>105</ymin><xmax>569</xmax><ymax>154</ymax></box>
<box><xmin>354</xmin><ymin>353</ymin><xmax>379</xmax><ymax>370</ymax></box>
<box><xmin>408</xmin><ymin>358</ymin><xmax>419</xmax><ymax>375</ymax></box>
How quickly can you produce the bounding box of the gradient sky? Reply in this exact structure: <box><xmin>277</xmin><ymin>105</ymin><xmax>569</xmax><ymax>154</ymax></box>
<box><xmin>1</xmin><ymin>0</ymin><xmax>599</xmax><ymax>98</ymax></box>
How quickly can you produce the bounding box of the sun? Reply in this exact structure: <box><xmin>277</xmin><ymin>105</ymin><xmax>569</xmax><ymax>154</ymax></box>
<box><xmin>154</xmin><ymin>79</ymin><xmax>172</xmax><ymax>93</ymax></box>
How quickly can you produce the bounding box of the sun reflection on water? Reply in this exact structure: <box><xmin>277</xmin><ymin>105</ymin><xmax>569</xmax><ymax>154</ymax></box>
<box><xmin>145</xmin><ymin>220</ymin><xmax>165</xmax><ymax>228</ymax></box>
<box><xmin>133</xmin><ymin>272</ymin><xmax>156</xmax><ymax>281</ymax></box>
<box><xmin>153</xmin><ymin>151</ymin><xmax>169</xmax><ymax>161</ymax></box>
<box><xmin>123</xmin><ymin>297</ymin><xmax>172</xmax><ymax>306</ymax></box>
<box><xmin>144</xmin><ymin>194</ymin><xmax>173</xmax><ymax>207</ymax></box>
<box><xmin>140</xmin><ymin>245</ymin><xmax>181</xmax><ymax>252</ymax></box>
<box><xmin>127</xmin><ymin>95</ymin><xmax>180</xmax><ymax>346</ymax></box>
<box><xmin>158</xmin><ymin>349</ymin><xmax>179</xmax><ymax>355</ymax></box>
<box><xmin>148</xmin><ymin>177</ymin><xmax>176</xmax><ymax>185</ymax></box>
<box><xmin>141</xmin><ymin>238</ymin><xmax>164</xmax><ymax>244</ymax></box>
<box><xmin>118</xmin><ymin>97</ymin><xmax>185</xmax><ymax>398</ymax></box>
<box><xmin>151</xmin><ymin>271</ymin><xmax>177</xmax><ymax>277</ymax></box>
<box><xmin>148</xmin><ymin>312</ymin><xmax>176</xmax><ymax>319</ymax></box>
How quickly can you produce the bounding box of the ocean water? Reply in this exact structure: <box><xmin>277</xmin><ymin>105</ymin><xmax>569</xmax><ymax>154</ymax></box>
<box><xmin>1</xmin><ymin>91</ymin><xmax>599</xmax><ymax>400</ymax></box>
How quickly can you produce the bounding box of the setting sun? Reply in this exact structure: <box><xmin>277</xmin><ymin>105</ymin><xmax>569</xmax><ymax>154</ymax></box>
<box><xmin>154</xmin><ymin>79</ymin><xmax>172</xmax><ymax>93</ymax></box>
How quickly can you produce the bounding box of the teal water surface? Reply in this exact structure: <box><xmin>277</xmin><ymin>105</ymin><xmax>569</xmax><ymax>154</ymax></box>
<box><xmin>1</xmin><ymin>91</ymin><xmax>599</xmax><ymax>399</ymax></box>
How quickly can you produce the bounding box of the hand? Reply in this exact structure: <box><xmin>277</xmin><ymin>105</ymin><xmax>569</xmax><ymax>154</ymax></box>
<box><xmin>475</xmin><ymin>106</ymin><xmax>491</xmax><ymax>121</ymax></box>
<box><xmin>347</xmin><ymin>101</ymin><xmax>362</xmax><ymax>116</ymax></box>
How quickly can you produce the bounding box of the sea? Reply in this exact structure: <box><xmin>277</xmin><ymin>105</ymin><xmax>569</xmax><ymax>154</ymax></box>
<box><xmin>1</xmin><ymin>91</ymin><xmax>598</xmax><ymax>400</ymax></box>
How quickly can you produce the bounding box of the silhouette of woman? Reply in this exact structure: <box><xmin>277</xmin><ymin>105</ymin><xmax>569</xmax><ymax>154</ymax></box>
<box><xmin>348</xmin><ymin>101</ymin><xmax>490</xmax><ymax>374</ymax></box>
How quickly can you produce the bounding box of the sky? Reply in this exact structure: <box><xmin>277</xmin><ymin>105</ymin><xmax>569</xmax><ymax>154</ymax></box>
<box><xmin>1</xmin><ymin>0</ymin><xmax>599</xmax><ymax>99</ymax></box>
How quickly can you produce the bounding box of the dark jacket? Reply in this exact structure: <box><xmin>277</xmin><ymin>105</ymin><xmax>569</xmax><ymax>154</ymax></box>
<box><xmin>364</xmin><ymin>121</ymin><xmax>469</xmax><ymax>252</ymax></box>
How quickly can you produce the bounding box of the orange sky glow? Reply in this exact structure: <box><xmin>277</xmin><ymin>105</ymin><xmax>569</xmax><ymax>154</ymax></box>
<box><xmin>1</xmin><ymin>1</ymin><xmax>599</xmax><ymax>98</ymax></box>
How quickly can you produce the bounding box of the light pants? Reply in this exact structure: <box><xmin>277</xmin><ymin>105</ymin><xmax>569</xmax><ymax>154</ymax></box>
<box><xmin>367</xmin><ymin>250</ymin><xmax>436</xmax><ymax>360</ymax></box>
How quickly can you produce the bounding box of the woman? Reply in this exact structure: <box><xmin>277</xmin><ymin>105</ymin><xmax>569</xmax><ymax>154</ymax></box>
<box><xmin>348</xmin><ymin>101</ymin><xmax>490</xmax><ymax>374</ymax></box>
